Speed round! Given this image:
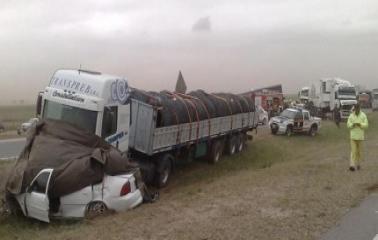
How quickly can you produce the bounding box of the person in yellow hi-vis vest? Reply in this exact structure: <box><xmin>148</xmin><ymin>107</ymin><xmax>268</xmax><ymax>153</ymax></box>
<box><xmin>347</xmin><ymin>104</ymin><xmax>368</xmax><ymax>171</ymax></box>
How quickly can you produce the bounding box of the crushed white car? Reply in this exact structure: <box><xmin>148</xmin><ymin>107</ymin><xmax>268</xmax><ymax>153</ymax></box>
<box><xmin>14</xmin><ymin>168</ymin><xmax>143</xmax><ymax>222</ymax></box>
<box><xmin>269</xmin><ymin>108</ymin><xmax>321</xmax><ymax>136</ymax></box>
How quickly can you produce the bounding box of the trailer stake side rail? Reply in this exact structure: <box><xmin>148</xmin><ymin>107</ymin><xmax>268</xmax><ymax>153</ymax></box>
<box><xmin>129</xmin><ymin>100</ymin><xmax>258</xmax><ymax>155</ymax></box>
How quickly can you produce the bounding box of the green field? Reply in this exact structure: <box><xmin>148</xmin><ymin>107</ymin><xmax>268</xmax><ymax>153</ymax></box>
<box><xmin>0</xmin><ymin>112</ymin><xmax>377</xmax><ymax>240</ymax></box>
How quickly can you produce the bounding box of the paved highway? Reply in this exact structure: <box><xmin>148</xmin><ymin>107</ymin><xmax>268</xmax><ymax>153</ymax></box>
<box><xmin>0</xmin><ymin>138</ymin><xmax>26</xmax><ymax>159</ymax></box>
<box><xmin>322</xmin><ymin>194</ymin><xmax>378</xmax><ymax>240</ymax></box>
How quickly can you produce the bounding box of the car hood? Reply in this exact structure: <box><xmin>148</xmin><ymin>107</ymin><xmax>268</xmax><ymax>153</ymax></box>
<box><xmin>271</xmin><ymin>116</ymin><xmax>291</xmax><ymax>123</ymax></box>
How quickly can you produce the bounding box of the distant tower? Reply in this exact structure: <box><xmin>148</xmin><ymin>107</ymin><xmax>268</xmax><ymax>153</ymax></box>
<box><xmin>175</xmin><ymin>70</ymin><xmax>187</xmax><ymax>94</ymax></box>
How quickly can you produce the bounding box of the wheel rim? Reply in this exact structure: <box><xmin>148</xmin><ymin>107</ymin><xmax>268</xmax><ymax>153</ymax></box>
<box><xmin>215</xmin><ymin>151</ymin><xmax>220</xmax><ymax>162</ymax></box>
<box><xmin>238</xmin><ymin>142</ymin><xmax>243</xmax><ymax>151</ymax></box>
<box><xmin>311</xmin><ymin>128</ymin><xmax>316</xmax><ymax>136</ymax></box>
<box><xmin>161</xmin><ymin>168</ymin><xmax>169</xmax><ymax>184</ymax></box>
<box><xmin>89</xmin><ymin>202</ymin><xmax>107</xmax><ymax>215</ymax></box>
<box><xmin>231</xmin><ymin>145</ymin><xmax>236</xmax><ymax>154</ymax></box>
<box><xmin>287</xmin><ymin>129</ymin><xmax>292</xmax><ymax>136</ymax></box>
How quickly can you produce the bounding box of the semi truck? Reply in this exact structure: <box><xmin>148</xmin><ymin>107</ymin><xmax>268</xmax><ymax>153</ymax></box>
<box><xmin>36</xmin><ymin>69</ymin><xmax>259</xmax><ymax>188</ymax></box>
<box><xmin>299</xmin><ymin>78</ymin><xmax>357</xmax><ymax>120</ymax></box>
<box><xmin>373</xmin><ymin>89</ymin><xmax>378</xmax><ymax>111</ymax></box>
<box><xmin>357</xmin><ymin>91</ymin><xmax>372</xmax><ymax>109</ymax></box>
<box><xmin>298</xmin><ymin>87</ymin><xmax>310</xmax><ymax>104</ymax></box>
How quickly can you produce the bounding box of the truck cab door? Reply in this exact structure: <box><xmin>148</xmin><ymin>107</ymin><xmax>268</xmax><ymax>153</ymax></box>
<box><xmin>24</xmin><ymin>168</ymin><xmax>53</xmax><ymax>222</ymax></box>
<box><xmin>117</xmin><ymin>104</ymin><xmax>130</xmax><ymax>152</ymax></box>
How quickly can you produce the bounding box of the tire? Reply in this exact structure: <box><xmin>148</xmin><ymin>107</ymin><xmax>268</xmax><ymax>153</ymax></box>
<box><xmin>154</xmin><ymin>153</ymin><xmax>173</xmax><ymax>188</ymax></box>
<box><xmin>286</xmin><ymin>126</ymin><xmax>293</xmax><ymax>137</ymax></box>
<box><xmin>236</xmin><ymin>134</ymin><xmax>247</xmax><ymax>152</ymax></box>
<box><xmin>271</xmin><ymin>124</ymin><xmax>278</xmax><ymax>135</ymax></box>
<box><xmin>207</xmin><ymin>140</ymin><xmax>223</xmax><ymax>164</ymax></box>
<box><xmin>5</xmin><ymin>194</ymin><xmax>23</xmax><ymax>217</ymax></box>
<box><xmin>226</xmin><ymin>136</ymin><xmax>237</xmax><ymax>155</ymax></box>
<box><xmin>309</xmin><ymin>125</ymin><xmax>317</xmax><ymax>137</ymax></box>
<box><xmin>86</xmin><ymin>201</ymin><xmax>108</xmax><ymax>218</ymax></box>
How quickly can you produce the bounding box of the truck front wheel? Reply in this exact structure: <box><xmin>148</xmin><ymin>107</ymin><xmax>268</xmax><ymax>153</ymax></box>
<box><xmin>154</xmin><ymin>153</ymin><xmax>173</xmax><ymax>188</ymax></box>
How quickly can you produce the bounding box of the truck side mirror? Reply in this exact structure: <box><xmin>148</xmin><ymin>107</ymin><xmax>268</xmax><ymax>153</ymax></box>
<box><xmin>36</xmin><ymin>92</ymin><xmax>43</xmax><ymax>117</ymax></box>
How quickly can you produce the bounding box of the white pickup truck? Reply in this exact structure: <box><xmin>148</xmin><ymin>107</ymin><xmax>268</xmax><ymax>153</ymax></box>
<box><xmin>269</xmin><ymin>108</ymin><xmax>321</xmax><ymax>136</ymax></box>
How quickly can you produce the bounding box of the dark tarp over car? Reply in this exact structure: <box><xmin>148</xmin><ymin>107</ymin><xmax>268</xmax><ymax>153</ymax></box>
<box><xmin>6</xmin><ymin>120</ymin><xmax>141</xmax><ymax>199</ymax></box>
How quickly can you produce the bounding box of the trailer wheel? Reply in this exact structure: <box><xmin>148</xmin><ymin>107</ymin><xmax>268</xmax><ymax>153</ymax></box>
<box><xmin>237</xmin><ymin>134</ymin><xmax>247</xmax><ymax>152</ymax></box>
<box><xmin>226</xmin><ymin>136</ymin><xmax>237</xmax><ymax>155</ymax></box>
<box><xmin>154</xmin><ymin>153</ymin><xmax>173</xmax><ymax>188</ymax></box>
<box><xmin>208</xmin><ymin>140</ymin><xmax>223</xmax><ymax>164</ymax></box>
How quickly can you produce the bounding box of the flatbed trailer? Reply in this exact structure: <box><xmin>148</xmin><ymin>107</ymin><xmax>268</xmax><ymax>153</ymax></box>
<box><xmin>129</xmin><ymin>99</ymin><xmax>259</xmax><ymax>187</ymax></box>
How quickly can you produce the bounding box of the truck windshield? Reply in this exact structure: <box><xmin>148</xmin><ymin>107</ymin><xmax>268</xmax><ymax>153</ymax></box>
<box><xmin>43</xmin><ymin>100</ymin><xmax>97</xmax><ymax>133</ymax></box>
<box><xmin>338</xmin><ymin>87</ymin><xmax>356</xmax><ymax>96</ymax></box>
<box><xmin>280</xmin><ymin>109</ymin><xmax>297</xmax><ymax>119</ymax></box>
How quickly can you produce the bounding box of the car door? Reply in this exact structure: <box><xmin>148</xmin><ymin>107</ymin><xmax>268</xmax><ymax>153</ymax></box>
<box><xmin>303</xmin><ymin>111</ymin><xmax>311</xmax><ymax>131</ymax></box>
<box><xmin>294</xmin><ymin>111</ymin><xmax>304</xmax><ymax>130</ymax></box>
<box><xmin>24</xmin><ymin>168</ymin><xmax>53</xmax><ymax>222</ymax></box>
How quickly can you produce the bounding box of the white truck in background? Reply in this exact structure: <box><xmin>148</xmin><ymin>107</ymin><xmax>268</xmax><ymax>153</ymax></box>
<box><xmin>300</xmin><ymin>78</ymin><xmax>357</xmax><ymax>120</ymax></box>
<box><xmin>36</xmin><ymin>69</ymin><xmax>259</xmax><ymax>188</ymax></box>
<box><xmin>372</xmin><ymin>88</ymin><xmax>378</xmax><ymax>111</ymax></box>
<box><xmin>298</xmin><ymin>87</ymin><xmax>310</xmax><ymax>104</ymax></box>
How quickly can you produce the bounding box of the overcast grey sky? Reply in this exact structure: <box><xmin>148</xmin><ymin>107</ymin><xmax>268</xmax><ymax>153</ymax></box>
<box><xmin>0</xmin><ymin>0</ymin><xmax>377</xmax><ymax>104</ymax></box>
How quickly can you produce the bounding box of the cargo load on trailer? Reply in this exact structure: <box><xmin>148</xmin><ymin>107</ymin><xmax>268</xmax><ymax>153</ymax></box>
<box><xmin>130</xmin><ymin>89</ymin><xmax>255</xmax><ymax>127</ymax></box>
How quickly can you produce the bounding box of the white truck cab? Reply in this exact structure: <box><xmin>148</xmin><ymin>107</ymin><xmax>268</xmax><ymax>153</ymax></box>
<box><xmin>39</xmin><ymin>69</ymin><xmax>131</xmax><ymax>152</ymax></box>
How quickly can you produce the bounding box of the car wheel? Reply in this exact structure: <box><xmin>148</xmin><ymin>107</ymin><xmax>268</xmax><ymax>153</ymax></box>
<box><xmin>309</xmin><ymin>125</ymin><xmax>317</xmax><ymax>137</ymax></box>
<box><xmin>271</xmin><ymin>124</ymin><xmax>278</xmax><ymax>135</ymax></box>
<box><xmin>86</xmin><ymin>201</ymin><xmax>108</xmax><ymax>218</ymax></box>
<box><xmin>286</xmin><ymin>126</ymin><xmax>293</xmax><ymax>137</ymax></box>
<box><xmin>154</xmin><ymin>153</ymin><xmax>173</xmax><ymax>188</ymax></box>
<box><xmin>207</xmin><ymin>140</ymin><xmax>223</xmax><ymax>164</ymax></box>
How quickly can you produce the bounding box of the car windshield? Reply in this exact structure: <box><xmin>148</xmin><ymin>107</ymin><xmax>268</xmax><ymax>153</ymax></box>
<box><xmin>43</xmin><ymin>100</ymin><xmax>97</xmax><ymax>133</ymax></box>
<box><xmin>280</xmin><ymin>109</ymin><xmax>297</xmax><ymax>119</ymax></box>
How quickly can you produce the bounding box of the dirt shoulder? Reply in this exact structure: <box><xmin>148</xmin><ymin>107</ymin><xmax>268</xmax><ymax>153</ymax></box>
<box><xmin>1</xmin><ymin>114</ymin><xmax>378</xmax><ymax>240</ymax></box>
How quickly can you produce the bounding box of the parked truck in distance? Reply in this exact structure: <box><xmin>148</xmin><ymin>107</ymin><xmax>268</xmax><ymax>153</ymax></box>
<box><xmin>301</xmin><ymin>78</ymin><xmax>357</xmax><ymax>120</ymax></box>
<box><xmin>298</xmin><ymin>87</ymin><xmax>310</xmax><ymax>104</ymax></box>
<box><xmin>357</xmin><ymin>90</ymin><xmax>373</xmax><ymax>109</ymax></box>
<box><xmin>372</xmin><ymin>89</ymin><xmax>378</xmax><ymax>111</ymax></box>
<box><xmin>36</xmin><ymin>69</ymin><xmax>259</xmax><ymax>188</ymax></box>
